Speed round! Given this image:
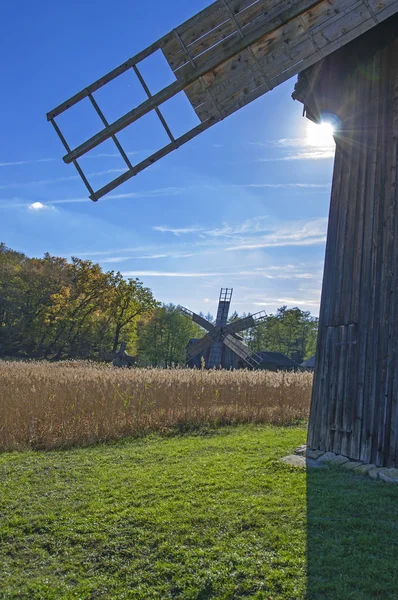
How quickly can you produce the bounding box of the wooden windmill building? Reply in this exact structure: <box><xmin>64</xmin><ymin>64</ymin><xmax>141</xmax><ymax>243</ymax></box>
<box><xmin>48</xmin><ymin>1</ymin><xmax>398</xmax><ymax>467</ymax></box>
<box><xmin>179</xmin><ymin>288</ymin><xmax>268</xmax><ymax>369</ymax></box>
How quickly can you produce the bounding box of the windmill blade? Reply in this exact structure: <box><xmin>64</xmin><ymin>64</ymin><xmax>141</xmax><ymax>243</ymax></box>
<box><xmin>177</xmin><ymin>305</ymin><xmax>215</xmax><ymax>333</ymax></box>
<box><xmin>225</xmin><ymin>310</ymin><xmax>267</xmax><ymax>335</ymax></box>
<box><xmin>223</xmin><ymin>334</ymin><xmax>263</xmax><ymax>369</ymax></box>
<box><xmin>215</xmin><ymin>288</ymin><xmax>233</xmax><ymax>327</ymax></box>
<box><xmin>46</xmin><ymin>0</ymin><xmax>397</xmax><ymax>201</ymax></box>
<box><xmin>186</xmin><ymin>333</ymin><xmax>217</xmax><ymax>361</ymax></box>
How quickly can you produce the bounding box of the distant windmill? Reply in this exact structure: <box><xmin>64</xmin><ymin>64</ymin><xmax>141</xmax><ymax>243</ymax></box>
<box><xmin>178</xmin><ymin>288</ymin><xmax>266</xmax><ymax>369</ymax></box>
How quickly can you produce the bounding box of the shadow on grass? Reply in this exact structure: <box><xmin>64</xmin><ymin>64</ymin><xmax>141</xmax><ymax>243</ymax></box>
<box><xmin>307</xmin><ymin>466</ymin><xmax>398</xmax><ymax>599</ymax></box>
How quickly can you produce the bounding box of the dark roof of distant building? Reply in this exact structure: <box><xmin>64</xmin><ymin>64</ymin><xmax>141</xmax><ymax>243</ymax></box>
<box><xmin>255</xmin><ymin>351</ymin><xmax>300</xmax><ymax>368</ymax></box>
<box><xmin>301</xmin><ymin>355</ymin><xmax>316</xmax><ymax>368</ymax></box>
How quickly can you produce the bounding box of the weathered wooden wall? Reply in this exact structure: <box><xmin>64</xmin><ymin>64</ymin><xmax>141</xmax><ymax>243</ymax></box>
<box><xmin>294</xmin><ymin>17</ymin><xmax>398</xmax><ymax>467</ymax></box>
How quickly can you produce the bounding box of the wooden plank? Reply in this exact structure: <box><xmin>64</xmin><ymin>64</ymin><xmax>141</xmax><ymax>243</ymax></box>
<box><xmin>194</xmin><ymin>69</ymin><xmax>265</xmax><ymax>121</ymax></box>
<box><xmin>168</xmin><ymin>0</ymin><xmax>322</xmax><ymax>79</ymax></box>
<box><xmin>373</xmin><ymin>48</ymin><xmax>390</xmax><ymax>467</ymax></box>
<box><xmin>387</xmin><ymin>47</ymin><xmax>398</xmax><ymax>466</ymax></box>
<box><xmin>348</xmin><ymin>67</ymin><xmax>369</xmax><ymax>460</ymax></box>
<box><xmin>163</xmin><ymin>0</ymin><xmax>253</xmax><ymax>65</ymax></box>
<box><xmin>301</xmin><ymin>0</ymin><xmax>363</xmax><ymax>32</ymax></box>
<box><xmin>164</xmin><ymin>0</ymin><xmax>295</xmax><ymax>72</ymax></box>
<box><xmin>313</xmin><ymin>3</ymin><xmax>373</xmax><ymax>48</ymax></box>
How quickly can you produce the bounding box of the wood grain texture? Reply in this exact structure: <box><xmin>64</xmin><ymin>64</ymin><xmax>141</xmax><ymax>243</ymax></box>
<box><xmin>295</xmin><ymin>16</ymin><xmax>398</xmax><ymax>466</ymax></box>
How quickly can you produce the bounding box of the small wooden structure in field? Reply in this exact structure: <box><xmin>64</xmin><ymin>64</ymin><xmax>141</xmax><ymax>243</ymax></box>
<box><xmin>179</xmin><ymin>288</ymin><xmax>267</xmax><ymax>369</ymax></box>
<box><xmin>181</xmin><ymin>289</ymin><xmax>299</xmax><ymax>370</ymax></box>
<box><xmin>48</xmin><ymin>1</ymin><xmax>398</xmax><ymax>466</ymax></box>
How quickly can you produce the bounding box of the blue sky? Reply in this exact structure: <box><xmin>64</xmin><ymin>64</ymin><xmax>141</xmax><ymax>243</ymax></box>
<box><xmin>0</xmin><ymin>0</ymin><xmax>335</xmax><ymax>318</ymax></box>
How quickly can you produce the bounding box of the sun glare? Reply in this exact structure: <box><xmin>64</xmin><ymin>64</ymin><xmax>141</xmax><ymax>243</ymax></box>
<box><xmin>306</xmin><ymin>121</ymin><xmax>335</xmax><ymax>147</ymax></box>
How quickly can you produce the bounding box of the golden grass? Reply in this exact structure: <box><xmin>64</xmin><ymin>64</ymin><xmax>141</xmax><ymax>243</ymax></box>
<box><xmin>0</xmin><ymin>361</ymin><xmax>312</xmax><ymax>451</ymax></box>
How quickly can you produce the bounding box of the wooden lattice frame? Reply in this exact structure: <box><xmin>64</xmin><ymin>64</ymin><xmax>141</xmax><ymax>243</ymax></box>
<box><xmin>47</xmin><ymin>0</ymin><xmax>398</xmax><ymax>201</ymax></box>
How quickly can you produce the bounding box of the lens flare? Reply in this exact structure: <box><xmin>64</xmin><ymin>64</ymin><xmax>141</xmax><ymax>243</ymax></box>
<box><xmin>306</xmin><ymin>121</ymin><xmax>335</xmax><ymax>147</ymax></box>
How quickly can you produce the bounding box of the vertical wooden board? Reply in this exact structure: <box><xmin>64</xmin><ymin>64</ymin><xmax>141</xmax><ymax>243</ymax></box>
<box><xmin>349</xmin><ymin>67</ymin><xmax>373</xmax><ymax>460</ymax></box>
<box><xmin>374</xmin><ymin>49</ymin><xmax>393</xmax><ymax>466</ymax></box>
<box><xmin>333</xmin><ymin>327</ymin><xmax>347</xmax><ymax>455</ymax></box>
<box><xmin>387</xmin><ymin>45</ymin><xmax>398</xmax><ymax>466</ymax></box>
<box><xmin>358</xmin><ymin>59</ymin><xmax>380</xmax><ymax>464</ymax></box>
<box><xmin>363</xmin><ymin>52</ymin><xmax>384</xmax><ymax>465</ymax></box>
<box><xmin>331</xmin><ymin>145</ymin><xmax>351</xmax><ymax>326</ymax></box>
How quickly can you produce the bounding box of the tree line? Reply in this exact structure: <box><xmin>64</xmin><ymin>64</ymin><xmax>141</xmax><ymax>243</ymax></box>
<box><xmin>0</xmin><ymin>243</ymin><xmax>318</xmax><ymax>365</ymax></box>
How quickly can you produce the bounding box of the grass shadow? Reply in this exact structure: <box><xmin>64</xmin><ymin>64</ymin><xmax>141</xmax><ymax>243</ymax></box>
<box><xmin>307</xmin><ymin>465</ymin><xmax>398</xmax><ymax>599</ymax></box>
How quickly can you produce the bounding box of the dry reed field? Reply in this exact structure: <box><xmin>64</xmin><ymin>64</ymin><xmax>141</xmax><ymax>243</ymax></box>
<box><xmin>0</xmin><ymin>361</ymin><xmax>312</xmax><ymax>450</ymax></box>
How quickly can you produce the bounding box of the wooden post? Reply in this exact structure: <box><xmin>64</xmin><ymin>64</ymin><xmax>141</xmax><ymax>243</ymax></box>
<box><xmin>293</xmin><ymin>16</ymin><xmax>398</xmax><ymax>467</ymax></box>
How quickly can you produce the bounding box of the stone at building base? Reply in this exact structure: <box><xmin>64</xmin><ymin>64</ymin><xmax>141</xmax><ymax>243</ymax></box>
<box><xmin>280</xmin><ymin>455</ymin><xmax>328</xmax><ymax>469</ymax></box>
<box><xmin>368</xmin><ymin>468</ymin><xmax>386</xmax><ymax>480</ymax></box>
<box><xmin>379</xmin><ymin>469</ymin><xmax>398</xmax><ymax>483</ymax></box>
<box><xmin>291</xmin><ymin>446</ymin><xmax>398</xmax><ymax>483</ymax></box>
<box><xmin>353</xmin><ymin>463</ymin><xmax>376</xmax><ymax>475</ymax></box>
<box><xmin>317</xmin><ymin>452</ymin><xmax>336</xmax><ymax>464</ymax></box>
<box><xmin>330</xmin><ymin>455</ymin><xmax>349</xmax><ymax>466</ymax></box>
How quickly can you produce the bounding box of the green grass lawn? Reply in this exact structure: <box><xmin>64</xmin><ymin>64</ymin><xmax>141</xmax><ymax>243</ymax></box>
<box><xmin>1</xmin><ymin>425</ymin><xmax>398</xmax><ymax>599</ymax></box>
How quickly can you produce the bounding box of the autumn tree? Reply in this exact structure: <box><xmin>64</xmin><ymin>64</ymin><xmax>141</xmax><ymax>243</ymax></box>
<box><xmin>0</xmin><ymin>244</ymin><xmax>157</xmax><ymax>360</ymax></box>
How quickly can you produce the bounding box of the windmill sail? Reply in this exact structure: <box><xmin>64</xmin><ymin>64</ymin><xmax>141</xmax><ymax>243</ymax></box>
<box><xmin>177</xmin><ymin>306</ymin><xmax>215</xmax><ymax>333</ymax></box>
<box><xmin>47</xmin><ymin>0</ymin><xmax>398</xmax><ymax>201</ymax></box>
<box><xmin>215</xmin><ymin>288</ymin><xmax>233</xmax><ymax>327</ymax></box>
<box><xmin>223</xmin><ymin>334</ymin><xmax>263</xmax><ymax>368</ymax></box>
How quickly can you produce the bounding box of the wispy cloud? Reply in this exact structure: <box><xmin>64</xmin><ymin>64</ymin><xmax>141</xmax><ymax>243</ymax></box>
<box><xmin>253</xmin><ymin>297</ymin><xmax>320</xmax><ymax>308</ymax></box>
<box><xmin>99</xmin><ymin>252</ymin><xmax>195</xmax><ymax>263</ymax></box>
<box><xmin>0</xmin><ymin>169</ymin><xmax>127</xmax><ymax>190</ymax></box>
<box><xmin>250</xmin><ymin>133</ymin><xmax>336</xmax><ymax>161</ymax></box>
<box><xmin>275</xmin><ymin>150</ymin><xmax>335</xmax><ymax>161</ymax></box>
<box><xmin>153</xmin><ymin>225</ymin><xmax>204</xmax><ymax>236</ymax></box>
<box><xmin>0</xmin><ymin>187</ymin><xmax>186</xmax><ymax>209</ymax></box>
<box><xmin>242</xmin><ymin>183</ymin><xmax>330</xmax><ymax>189</ymax></box>
<box><xmin>0</xmin><ymin>158</ymin><xmax>56</xmax><ymax>167</ymax></box>
<box><xmin>0</xmin><ymin>150</ymin><xmax>144</xmax><ymax>169</ymax></box>
<box><xmin>122</xmin><ymin>271</ymin><xmax>223</xmax><ymax>278</ymax></box>
<box><xmin>223</xmin><ymin>217</ymin><xmax>327</xmax><ymax>250</ymax></box>
<box><xmin>152</xmin><ymin>215</ymin><xmax>327</xmax><ymax>251</ymax></box>
<box><xmin>82</xmin><ymin>150</ymin><xmax>144</xmax><ymax>159</ymax></box>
